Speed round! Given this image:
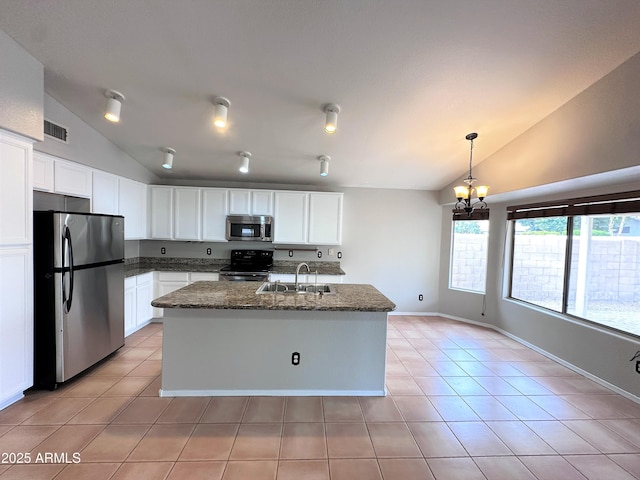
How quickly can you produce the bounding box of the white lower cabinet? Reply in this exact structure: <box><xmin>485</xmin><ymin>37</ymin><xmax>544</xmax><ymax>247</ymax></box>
<box><xmin>124</xmin><ymin>272</ymin><xmax>154</xmax><ymax>336</ymax></box>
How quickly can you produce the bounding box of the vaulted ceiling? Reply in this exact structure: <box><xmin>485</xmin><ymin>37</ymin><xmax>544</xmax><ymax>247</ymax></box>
<box><xmin>2</xmin><ymin>1</ymin><xmax>640</xmax><ymax>189</ymax></box>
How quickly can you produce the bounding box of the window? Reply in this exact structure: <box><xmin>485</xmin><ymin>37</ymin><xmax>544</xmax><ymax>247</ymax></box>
<box><xmin>450</xmin><ymin>210</ymin><xmax>489</xmax><ymax>293</ymax></box>
<box><xmin>508</xmin><ymin>191</ymin><xmax>640</xmax><ymax>336</ymax></box>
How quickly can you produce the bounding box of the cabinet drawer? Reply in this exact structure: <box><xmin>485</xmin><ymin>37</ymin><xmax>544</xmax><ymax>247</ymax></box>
<box><xmin>157</xmin><ymin>272</ymin><xmax>189</xmax><ymax>282</ymax></box>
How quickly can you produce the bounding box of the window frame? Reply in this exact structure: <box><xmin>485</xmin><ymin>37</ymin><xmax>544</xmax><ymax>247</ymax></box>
<box><xmin>506</xmin><ymin>190</ymin><xmax>640</xmax><ymax>335</ymax></box>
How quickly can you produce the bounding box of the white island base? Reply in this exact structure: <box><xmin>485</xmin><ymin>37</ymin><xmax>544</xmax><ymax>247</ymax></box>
<box><xmin>160</xmin><ymin>308</ymin><xmax>388</xmax><ymax>397</ymax></box>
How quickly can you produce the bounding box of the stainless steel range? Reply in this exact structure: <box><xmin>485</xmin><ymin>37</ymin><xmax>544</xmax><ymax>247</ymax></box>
<box><xmin>219</xmin><ymin>249</ymin><xmax>273</xmax><ymax>281</ymax></box>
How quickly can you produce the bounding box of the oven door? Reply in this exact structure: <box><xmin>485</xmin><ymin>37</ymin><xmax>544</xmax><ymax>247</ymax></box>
<box><xmin>219</xmin><ymin>272</ymin><xmax>269</xmax><ymax>282</ymax></box>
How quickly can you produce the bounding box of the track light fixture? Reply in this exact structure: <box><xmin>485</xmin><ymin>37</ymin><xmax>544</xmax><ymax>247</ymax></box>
<box><xmin>213</xmin><ymin>96</ymin><xmax>231</xmax><ymax>128</ymax></box>
<box><xmin>238</xmin><ymin>151</ymin><xmax>251</xmax><ymax>174</ymax></box>
<box><xmin>318</xmin><ymin>155</ymin><xmax>330</xmax><ymax>176</ymax></box>
<box><xmin>162</xmin><ymin>147</ymin><xmax>176</xmax><ymax>169</ymax></box>
<box><xmin>323</xmin><ymin>104</ymin><xmax>340</xmax><ymax>134</ymax></box>
<box><xmin>453</xmin><ymin>133</ymin><xmax>489</xmax><ymax>216</ymax></box>
<box><xmin>104</xmin><ymin>90</ymin><xmax>125</xmax><ymax>123</ymax></box>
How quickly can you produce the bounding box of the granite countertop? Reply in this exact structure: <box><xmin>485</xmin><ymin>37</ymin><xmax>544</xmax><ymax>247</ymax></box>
<box><xmin>151</xmin><ymin>281</ymin><xmax>396</xmax><ymax>312</ymax></box>
<box><xmin>124</xmin><ymin>257</ymin><xmax>345</xmax><ymax>278</ymax></box>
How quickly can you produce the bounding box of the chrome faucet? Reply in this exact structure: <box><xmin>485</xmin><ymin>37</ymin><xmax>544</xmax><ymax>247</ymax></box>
<box><xmin>294</xmin><ymin>262</ymin><xmax>311</xmax><ymax>291</ymax></box>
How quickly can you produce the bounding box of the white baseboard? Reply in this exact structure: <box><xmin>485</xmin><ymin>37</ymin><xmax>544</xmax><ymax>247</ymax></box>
<box><xmin>0</xmin><ymin>392</ymin><xmax>24</xmax><ymax>411</ymax></box>
<box><xmin>403</xmin><ymin>312</ymin><xmax>640</xmax><ymax>405</ymax></box>
<box><xmin>159</xmin><ymin>388</ymin><xmax>387</xmax><ymax>397</ymax></box>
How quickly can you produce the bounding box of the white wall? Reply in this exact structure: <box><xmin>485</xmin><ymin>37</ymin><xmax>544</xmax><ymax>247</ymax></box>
<box><xmin>37</xmin><ymin>95</ymin><xmax>157</xmax><ymax>184</ymax></box>
<box><xmin>340</xmin><ymin>187</ymin><xmax>441</xmax><ymax>313</ymax></box>
<box><xmin>0</xmin><ymin>29</ymin><xmax>43</xmax><ymax>141</ymax></box>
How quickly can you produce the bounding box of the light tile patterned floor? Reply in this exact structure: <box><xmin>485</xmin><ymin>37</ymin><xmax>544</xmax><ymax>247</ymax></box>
<box><xmin>0</xmin><ymin>316</ymin><xmax>639</xmax><ymax>479</ymax></box>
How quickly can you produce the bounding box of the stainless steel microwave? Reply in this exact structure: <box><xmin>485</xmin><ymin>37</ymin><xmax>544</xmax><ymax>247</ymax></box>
<box><xmin>226</xmin><ymin>215</ymin><xmax>273</xmax><ymax>242</ymax></box>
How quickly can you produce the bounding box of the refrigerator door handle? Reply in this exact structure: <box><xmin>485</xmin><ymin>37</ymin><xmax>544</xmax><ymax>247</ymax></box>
<box><xmin>62</xmin><ymin>226</ymin><xmax>74</xmax><ymax>313</ymax></box>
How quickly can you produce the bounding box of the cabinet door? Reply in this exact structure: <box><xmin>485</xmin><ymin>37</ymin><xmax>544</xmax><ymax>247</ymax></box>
<box><xmin>135</xmin><ymin>281</ymin><xmax>154</xmax><ymax>326</ymax></box>
<box><xmin>92</xmin><ymin>170</ymin><xmax>119</xmax><ymax>215</ymax></box>
<box><xmin>228</xmin><ymin>189</ymin><xmax>251</xmax><ymax>215</ymax></box>
<box><xmin>273</xmin><ymin>192</ymin><xmax>309</xmax><ymax>244</ymax></box>
<box><xmin>119</xmin><ymin>178</ymin><xmax>147</xmax><ymax>239</ymax></box>
<box><xmin>0</xmin><ymin>247</ymin><xmax>33</xmax><ymax>405</ymax></box>
<box><xmin>202</xmin><ymin>188</ymin><xmax>228</xmax><ymax>241</ymax></box>
<box><xmin>308</xmin><ymin>193</ymin><xmax>343</xmax><ymax>245</ymax></box>
<box><xmin>0</xmin><ymin>134</ymin><xmax>32</xmax><ymax>246</ymax></box>
<box><xmin>149</xmin><ymin>186</ymin><xmax>174</xmax><ymax>239</ymax></box>
<box><xmin>174</xmin><ymin>188</ymin><xmax>201</xmax><ymax>240</ymax></box>
<box><xmin>54</xmin><ymin>159</ymin><xmax>92</xmax><ymax>198</ymax></box>
<box><xmin>32</xmin><ymin>151</ymin><xmax>54</xmax><ymax>192</ymax></box>
<box><xmin>251</xmin><ymin>190</ymin><xmax>274</xmax><ymax>215</ymax></box>
<box><xmin>124</xmin><ymin>278</ymin><xmax>137</xmax><ymax>336</ymax></box>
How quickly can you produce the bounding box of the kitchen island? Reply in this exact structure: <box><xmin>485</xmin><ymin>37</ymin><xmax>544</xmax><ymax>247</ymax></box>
<box><xmin>151</xmin><ymin>281</ymin><xmax>396</xmax><ymax>397</ymax></box>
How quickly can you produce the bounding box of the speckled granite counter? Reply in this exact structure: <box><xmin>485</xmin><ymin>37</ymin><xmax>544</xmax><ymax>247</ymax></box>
<box><xmin>124</xmin><ymin>257</ymin><xmax>344</xmax><ymax>278</ymax></box>
<box><xmin>152</xmin><ymin>281</ymin><xmax>395</xmax><ymax>312</ymax></box>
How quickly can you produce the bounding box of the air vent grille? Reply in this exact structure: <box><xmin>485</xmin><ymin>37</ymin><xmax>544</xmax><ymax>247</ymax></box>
<box><xmin>44</xmin><ymin>119</ymin><xmax>69</xmax><ymax>143</ymax></box>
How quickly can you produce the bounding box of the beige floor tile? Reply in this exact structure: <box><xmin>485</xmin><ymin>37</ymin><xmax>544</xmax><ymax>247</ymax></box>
<box><xmin>426</xmin><ymin>457</ymin><xmax>486</xmax><ymax>480</ymax></box>
<box><xmin>393</xmin><ymin>396</ymin><xmax>441</xmax><ymax>421</ymax></box>
<box><xmin>57</xmin><ymin>376</ymin><xmax>121</xmax><ymax>397</ymax></box>
<box><xmin>328</xmin><ymin>458</ymin><xmax>382</xmax><ymax>480</ymax></box>
<box><xmin>519</xmin><ymin>455</ymin><xmax>590</xmax><ymax>480</ymax></box>
<box><xmin>447</xmin><ymin>421</ymin><xmax>512</xmax><ymax>456</ymax></box>
<box><xmin>67</xmin><ymin>396</ymin><xmax>132</xmax><ymax>424</ymax></box>
<box><xmin>461</xmin><ymin>395</ymin><xmax>518</xmax><ymax>421</ymax></box>
<box><xmin>136</xmin><ymin>336</ymin><xmax>163</xmax><ymax>348</ymax></box>
<box><xmin>377</xmin><ymin>458</ymin><xmax>435</xmax><ymax>480</ymax></box>
<box><xmin>562</xmin><ymin>394</ymin><xmax>640</xmax><ymax>419</ymax></box>
<box><xmin>280</xmin><ymin>423</ymin><xmax>326</xmax><ymax>460</ymax></box>
<box><xmin>525</xmin><ymin>420</ymin><xmax>599</xmax><ymax>454</ymax></box>
<box><xmin>564</xmin><ymin>454</ymin><xmax>637</xmax><ymax>480</ymax></box>
<box><xmin>201</xmin><ymin>397</ymin><xmax>248</xmax><ymax>423</ymax></box>
<box><xmin>284</xmin><ymin>397</ymin><xmax>323</xmax><ymax>422</ymax></box>
<box><xmin>54</xmin><ymin>462</ymin><xmax>120</xmax><ymax>480</ymax></box>
<box><xmin>243</xmin><ymin>396</ymin><xmax>285</xmax><ymax>423</ymax></box>
<box><xmin>485</xmin><ymin>421</ymin><xmax>555</xmax><ymax>455</ymax></box>
<box><xmin>407</xmin><ymin>422</ymin><xmax>467</xmax><ymax>458</ymax></box>
<box><xmin>276</xmin><ymin>460</ymin><xmax>330</xmax><ymax>480</ymax></box>
<box><xmin>112</xmin><ymin>397</ymin><xmax>172</xmax><ymax>424</ymax></box>
<box><xmin>428</xmin><ymin>396</ymin><xmax>480</xmax><ymax>421</ymax></box>
<box><xmin>325</xmin><ymin>422</ymin><xmax>375</xmax><ymax>458</ymax></box>
<box><xmin>495</xmin><ymin>395</ymin><xmax>555</xmax><ymax>420</ymax></box>
<box><xmin>0</xmin><ymin>395</ymin><xmax>57</xmax><ymax>425</ymax></box>
<box><xmin>0</xmin><ymin>425</ymin><xmax>58</xmax><ymax>453</ymax></box>
<box><xmin>148</xmin><ymin>348</ymin><xmax>163</xmax><ymax>360</ymax></box>
<box><xmin>229</xmin><ymin>423</ymin><xmax>282</xmax><ymax>460</ymax></box>
<box><xmin>367</xmin><ymin>422</ymin><xmax>422</xmax><ymax>458</ymax></box>
<box><xmin>89</xmin><ymin>360</ymin><xmax>142</xmax><ymax>377</ymax></box>
<box><xmin>80</xmin><ymin>424</ymin><xmax>151</xmax><ymax>462</ymax></box>
<box><xmin>402</xmin><ymin>359</ymin><xmax>440</xmax><ymax>377</ymax></box>
<box><xmin>102</xmin><ymin>376</ymin><xmax>155</xmax><ymax>396</ymax></box>
<box><xmin>157</xmin><ymin>397</ymin><xmax>210</xmax><ymax>423</ymax></box>
<box><xmin>111</xmin><ymin>462</ymin><xmax>174</xmax><ymax>480</ymax></box>
<box><xmin>0</xmin><ymin>463</ymin><xmax>65</xmax><ymax>480</ymax></box>
<box><xmin>222</xmin><ymin>460</ymin><xmax>277</xmax><ymax>480</ymax></box>
<box><xmin>414</xmin><ymin>377</ymin><xmax>457</xmax><ymax>395</ymax></box>
<box><xmin>139</xmin><ymin>376</ymin><xmax>162</xmax><ymax>396</ymax></box>
<box><xmin>21</xmin><ymin>397</ymin><xmax>95</xmax><ymax>425</ymax></box>
<box><xmin>474</xmin><ymin>456</ymin><xmax>537</xmax><ymax>480</ymax></box>
<box><xmin>527</xmin><ymin>394</ymin><xmax>592</xmax><ymax>420</ymax></box>
<box><xmin>322</xmin><ymin>397</ymin><xmax>363</xmax><ymax>422</ymax></box>
<box><xmin>114</xmin><ymin>347</ymin><xmax>156</xmax><ymax>361</ymax></box>
<box><xmin>385</xmin><ymin>377</ymin><xmax>424</xmax><ymax>395</ymax></box>
<box><xmin>179</xmin><ymin>423</ymin><xmax>239</xmax><ymax>461</ymax></box>
<box><xmin>429</xmin><ymin>361</ymin><xmax>469</xmax><ymax>376</ymax></box>
<box><xmin>167</xmin><ymin>461</ymin><xmax>226</xmax><ymax>480</ymax></box>
<box><xmin>443</xmin><ymin>376</ymin><xmax>489</xmax><ymax>396</ymax></box>
<box><xmin>127</xmin><ymin>423</ymin><xmax>195</xmax><ymax>461</ymax></box>
<box><xmin>601</xmin><ymin>419</ymin><xmax>640</xmax><ymax>447</ymax></box>
<box><xmin>358</xmin><ymin>396</ymin><xmax>403</xmax><ymax>422</ymax></box>
<box><xmin>563</xmin><ymin>419</ymin><xmax>640</xmax><ymax>453</ymax></box>
<box><xmin>609</xmin><ymin>454</ymin><xmax>640</xmax><ymax>478</ymax></box>
<box><xmin>31</xmin><ymin>424</ymin><xmax>104</xmax><ymax>457</ymax></box>
<box><xmin>127</xmin><ymin>359</ymin><xmax>162</xmax><ymax>377</ymax></box>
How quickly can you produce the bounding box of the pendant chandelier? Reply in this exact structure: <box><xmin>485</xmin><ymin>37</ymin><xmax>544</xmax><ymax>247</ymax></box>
<box><xmin>453</xmin><ymin>132</ymin><xmax>489</xmax><ymax>216</ymax></box>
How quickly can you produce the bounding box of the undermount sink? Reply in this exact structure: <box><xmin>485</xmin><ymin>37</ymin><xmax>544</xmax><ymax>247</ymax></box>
<box><xmin>256</xmin><ymin>282</ymin><xmax>335</xmax><ymax>295</ymax></box>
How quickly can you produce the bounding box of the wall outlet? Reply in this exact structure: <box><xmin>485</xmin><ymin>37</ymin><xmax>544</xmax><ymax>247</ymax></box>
<box><xmin>160</xmin><ymin>247</ymin><xmax>166</xmax><ymax>255</ymax></box>
<box><xmin>418</xmin><ymin>294</ymin><xmax>423</xmax><ymax>301</ymax></box>
<box><xmin>291</xmin><ymin>352</ymin><xmax>300</xmax><ymax>366</ymax></box>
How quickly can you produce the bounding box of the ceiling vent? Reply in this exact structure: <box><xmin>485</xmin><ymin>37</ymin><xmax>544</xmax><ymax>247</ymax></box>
<box><xmin>44</xmin><ymin>119</ymin><xmax>69</xmax><ymax>144</ymax></box>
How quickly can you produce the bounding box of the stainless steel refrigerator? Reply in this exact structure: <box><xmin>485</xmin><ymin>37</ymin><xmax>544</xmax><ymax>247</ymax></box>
<box><xmin>33</xmin><ymin>211</ymin><xmax>125</xmax><ymax>389</ymax></box>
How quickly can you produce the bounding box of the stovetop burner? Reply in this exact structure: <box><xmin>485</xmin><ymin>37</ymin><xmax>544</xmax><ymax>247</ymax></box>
<box><xmin>219</xmin><ymin>249</ymin><xmax>273</xmax><ymax>277</ymax></box>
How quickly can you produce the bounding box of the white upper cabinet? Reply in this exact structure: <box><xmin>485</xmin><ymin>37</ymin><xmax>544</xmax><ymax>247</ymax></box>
<box><xmin>54</xmin><ymin>158</ymin><xmax>92</xmax><ymax>198</ymax></box>
<box><xmin>174</xmin><ymin>187</ymin><xmax>201</xmax><ymax>240</ymax></box>
<box><xmin>202</xmin><ymin>188</ymin><xmax>229</xmax><ymax>241</ymax></box>
<box><xmin>308</xmin><ymin>192</ymin><xmax>343</xmax><ymax>245</ymax></box>
<box><xmin>229</xmin><ymin>189</ymin><xmax>273</xmax><ymax>216</ymax></box>
<box><xmin>149</xmin><ymin>186</ymin><xmax>174</xmax><ymax>239</ymax></box>
<box><xmin>92</xmin><ymin>170</ymin><xmax>119</xmax><ymax>215</ymax></box>
<box><xmin>119</xmin><ymin>178</ymin><xmax>147</xmax><ymax>239</ymax></box>
<box><xmin>32</xmin><ymin>151</ymin><xmax>54</xmax><ymax>192</ymax></box>
<box><xmin>1</xmin><ymin>134</ymin><xmax>32</xmax><ymax>246</ymax></box>
<box><xmin>273</xmin><ymin>191</ymin><xmax>309</xmax><ymax>244</ymax></box>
